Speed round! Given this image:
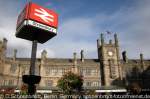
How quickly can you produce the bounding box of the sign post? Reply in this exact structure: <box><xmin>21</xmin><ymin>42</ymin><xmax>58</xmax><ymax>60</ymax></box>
<box><xmin>28</xmin><ymin>40</ymin><xmax>38</xmax><ymax>95</ymax></box>
<box><xmin>15</xmin><ymin>2</ymin><xmax>58</xmax><ymax>96</ymax></box>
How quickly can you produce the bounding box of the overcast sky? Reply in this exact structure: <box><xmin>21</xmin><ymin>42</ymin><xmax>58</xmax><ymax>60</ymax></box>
<box><xmin>0</xmin><ymin>0</ymin><xmax>150</xmax><ymax>59</ymax></box>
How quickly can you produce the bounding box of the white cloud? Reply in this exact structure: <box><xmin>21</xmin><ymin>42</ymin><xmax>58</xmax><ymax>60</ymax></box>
<box><xmin>116</xmin><ymin>1</ymin><xmax>150</xmax><ymax>59</ymax></box>
<box><xmin>37</xmin><ymin>17</ymin><xmax>101</xmax><ymax>58</ymax></box>
<box><xmin>1</xmin><ymin>0</ymin><xmax>150</xmax><ymax>59</ymax></box>
<box><xmin>0</xmin><ymin>1</ymin><xmax>31</xmax><ymax>57</ymax></box>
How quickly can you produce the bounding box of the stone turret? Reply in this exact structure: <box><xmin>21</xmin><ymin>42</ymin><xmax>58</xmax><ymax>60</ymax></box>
<box><xmin>41</xmin><ymin>50</ymin><xmax>47</xmax><ymax>60</ymax></box>
<box><xmin>140</xmin><ymin>53</ymin><xmax>144</xmax><ymax>71</ymax></box>
<box><xmin>97</xmin><ymin>39</ymin><xmax>100</xmax><ymax>48</ymax></box>
<box><xmin>0</xmin><ymin>38</ymin><xmax>7</xmax><ymax>60</ymax></box>
<box><xmin>80</xmin><ymin>50</ymin><xmax>84</xmax><ymax>62</ymax></box>
<box><xmin>40</xmin><ymin>50</ymin><xmax>47</xmax><ymax>76</ymax></box>
<box><xmin>3</xmin><ymin>38</ymin><xmax>7</xmax><ymax>50</ymax></box>
<box><xmin>0</xmin><ymin>38</ymin><xmax>7</xmax><ymax>74</ymax></box>
<box><xmin>98</xmin><ymin>33</ymin><xmax>123</xmax><ymax>86</ymax></box>
<box><xmin>73</xmin><ymin>52</ymin><xmax>77</xmax><ymax>65</ymax></box>
<box><xmin>13</xmin><ymin>49</ymin><xmax>17</xmax><ymax>61</ymax></box>
<box><xmin>97</xmin><ymin>39</ymin><xmax>100</xmax><ymax>59</ymax></box>
<box><xmin>114</xmin><ymin>33</ymin><xmax>118</xmax><ymax>46</ymax></box>
<box><xmin>101</xmin><ymin>33</ymin><xmax>104</xmax><ymax>45</ymax></box>
<box><xmin>109</xmin><ymin>39</ymin><xmax>112</xmax><ymax>44</ymax></box>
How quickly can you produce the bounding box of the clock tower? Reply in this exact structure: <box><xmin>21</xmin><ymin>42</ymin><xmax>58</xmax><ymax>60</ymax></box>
<box><xmin>97</xmin><ymin>33</ymin><xmax>122</xmax><ymax>86</ymax></box>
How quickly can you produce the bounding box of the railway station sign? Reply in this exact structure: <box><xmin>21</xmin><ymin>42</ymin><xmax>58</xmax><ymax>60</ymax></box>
<box><xmin>16</xmin><ymin>2</ymin><xmax>58</xmax><ymax>43</ymax></box>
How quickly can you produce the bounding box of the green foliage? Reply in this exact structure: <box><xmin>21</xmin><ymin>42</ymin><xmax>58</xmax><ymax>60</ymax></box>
<box><xmin>57</xmin><ymin>71</ymin><xmax>83</xmax><ymax>95</ymax></box>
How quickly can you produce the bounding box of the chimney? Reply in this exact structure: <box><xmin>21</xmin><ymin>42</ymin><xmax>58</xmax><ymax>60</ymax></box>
<box><xmin>73</xmin><ymin>52</ymin><xmax>77</xmax><ymax>64</ymax></box>
<box><xmin>13</xmin><ymin>49</ymin><xmax>17</xmax><ymax>61</ymax></box>
<box><xmin>80</xmin><ymin>50</ymin><xmax>84</xmax><ymax>62</ymax></box>
<box><xmin>122</xmin><ymin>51</ymin><xmax>128</xmax><ymax>63</ymax></box>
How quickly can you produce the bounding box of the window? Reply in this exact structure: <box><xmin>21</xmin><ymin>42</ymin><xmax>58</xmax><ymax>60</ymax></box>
<box><xmin>84</xmin><ymin>81</ymin><xmax>99</xmax><ymax>87</ymax></box>
<box><xmin>10</xmin><ymin>64</ymin><xmax>17</xmax><ymax>73</ymax></box>
<box><xmin>91</xmin><ymin>69</ymin><xmax>98</xmax><ymax>76</ymax></box>
<box><xmin>4</xmin><ymin>80</ymin><xmax>8</xmax><ymax>86</ymax></box>
<box><xmin>86</xmin><ymin>69</ymin><xmax>91</xmax><ymax>75</ymax></box>
<box><xmin>22</xmin><ymin>67</ymin><xmax>27</xmax><ymax>75</ymax></box>
<box><xmin>45</xmin><ymin>80</ymin><xmax>53</xmax><ymax>87</ymax></box>
<box><xmin>52</xmin><ymin>68</ymin><xmax>58</xmax><ymax>76</ymax></box>
<box><xmin>58</xmin><ymin>69</ymin><xmax>63</xmax><ymax>76</ymax></box>
<box><xmin>21</xmin><ymin>65</ymin><xmax>29</xmax><ymax>75</ymax></box>
<box><xmin>80</xmin><ymin>69</ymin><xmax>84</xmax><ymax>76</ymax></box>
<box><xmin>92</xmin><ymin>81</ymin><xmax>99</xmax><ymax>87</ymax></box>
<box><xmin>86</xmin><ymin>82</ymin><xmax>92</xmax><ymax>87</ymax></box>
<box><xmin>80</xmin><ymin>68</ymin><xmax>98</xmax><ymax>76</ymax></box>
<box><xmin>62</xmin><ymin>68</ymin><xmax>65</xmax><ymax>75</ymax></box>
<box><xmin>109</xmin><ymin>59</ymin><xmax>117</xmax><ymax>79</ymax></box>
<box><xmin>0</xmin><ymin>80</ymin><xmax>2</xmax><ymax>86</ymax></box>
<box><xmin>45</xmin><ymin>67</ymin><xmax>64</xmax><ymax>76</ymax></box>
<box><xmin>8</xmin><ymin>80</ymin><xmax>14</xmax><ymax>86</ymax></box>
<box><xmin>45</xmin><ymin>67</ymin><xmax>52</xmax><ymax>76</ymax></box>
<box><xmin>35</xmin><ymin>67</ymin><xmax>39</xmax><ymax>75</ymax></box>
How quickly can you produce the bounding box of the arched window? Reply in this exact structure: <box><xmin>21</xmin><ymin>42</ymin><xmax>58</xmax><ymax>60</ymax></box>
<box><xmin>108</xmin><ymin>59</ymin><xmax>117</xmax><ymax>79</ymax></box>
<box><xmin>45</xmin><ymin>80</ymin><xmax>53</xmax><ymax>87</ymax></box>
<box><xmin>10</xmin><ymin>64</ymin><xmax>17</xmax><ymax>73</ymax></box>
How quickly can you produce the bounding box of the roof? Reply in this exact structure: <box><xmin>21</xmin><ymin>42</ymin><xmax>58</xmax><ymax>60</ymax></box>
<box><xmin>5</xmin><ymin>57</ymin><xmax>150</xmax><ymax>67</ymax></box>
<box><xmin>6</xmin><ymin>57</ymin><xmax>99</xmax><ymax>64</ymax></box>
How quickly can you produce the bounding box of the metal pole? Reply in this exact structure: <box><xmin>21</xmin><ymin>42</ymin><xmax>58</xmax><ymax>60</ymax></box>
<box><xmin>28</xmin><ymin>40</ymin><xmax>37</xmax><ymax>96</ymax></box>
<box><xmin>29</xmin><ymin>40</ymin><xmax>37</xmax><ymax>75</ymax></box>
<box><xmin>21</xmin><ymin>38</ymin><xmax>41</xmax><ymax>98</ymax></box>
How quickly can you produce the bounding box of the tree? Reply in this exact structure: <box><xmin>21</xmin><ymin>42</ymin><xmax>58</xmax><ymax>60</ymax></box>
<box><xmin>128</xmin><ymin>82</ymin><xmax>142</xmax><ymax>94</ymax></box>
<box><xmin>21</xmin><ymin>83</ymin><xmax>28</xmax><ymax>95</ymax></box>
<box><xmin>57</xmin><ymin>71</ymin><xmax>83</xmax><ymax>95</ymax></box>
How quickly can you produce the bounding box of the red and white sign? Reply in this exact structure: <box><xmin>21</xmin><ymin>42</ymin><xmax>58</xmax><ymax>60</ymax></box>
<box><xmin>17</xmin><ymin>2</ymin><xmax>58</xmax><ymax>29</ymax></box>
<box><xmin>28</xmin><ymin>3</ymin><xmax>58</xmax><ymax>28</ymax></box>
<box><xmin>16</xmin><ymin>2</ymin><xmax>58</xmax><ymax>43</ymax></box>
<box><xmin>16</xmin><ymin>3</ymin><xmax>29</xmax><ymax>28</ymax></box>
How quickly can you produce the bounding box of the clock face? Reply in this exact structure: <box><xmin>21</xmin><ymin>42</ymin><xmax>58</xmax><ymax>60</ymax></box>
<box><xmin>108</xmin><ymin>51</ymin><xmax>113</xmax><ymax>56</ymax></box>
